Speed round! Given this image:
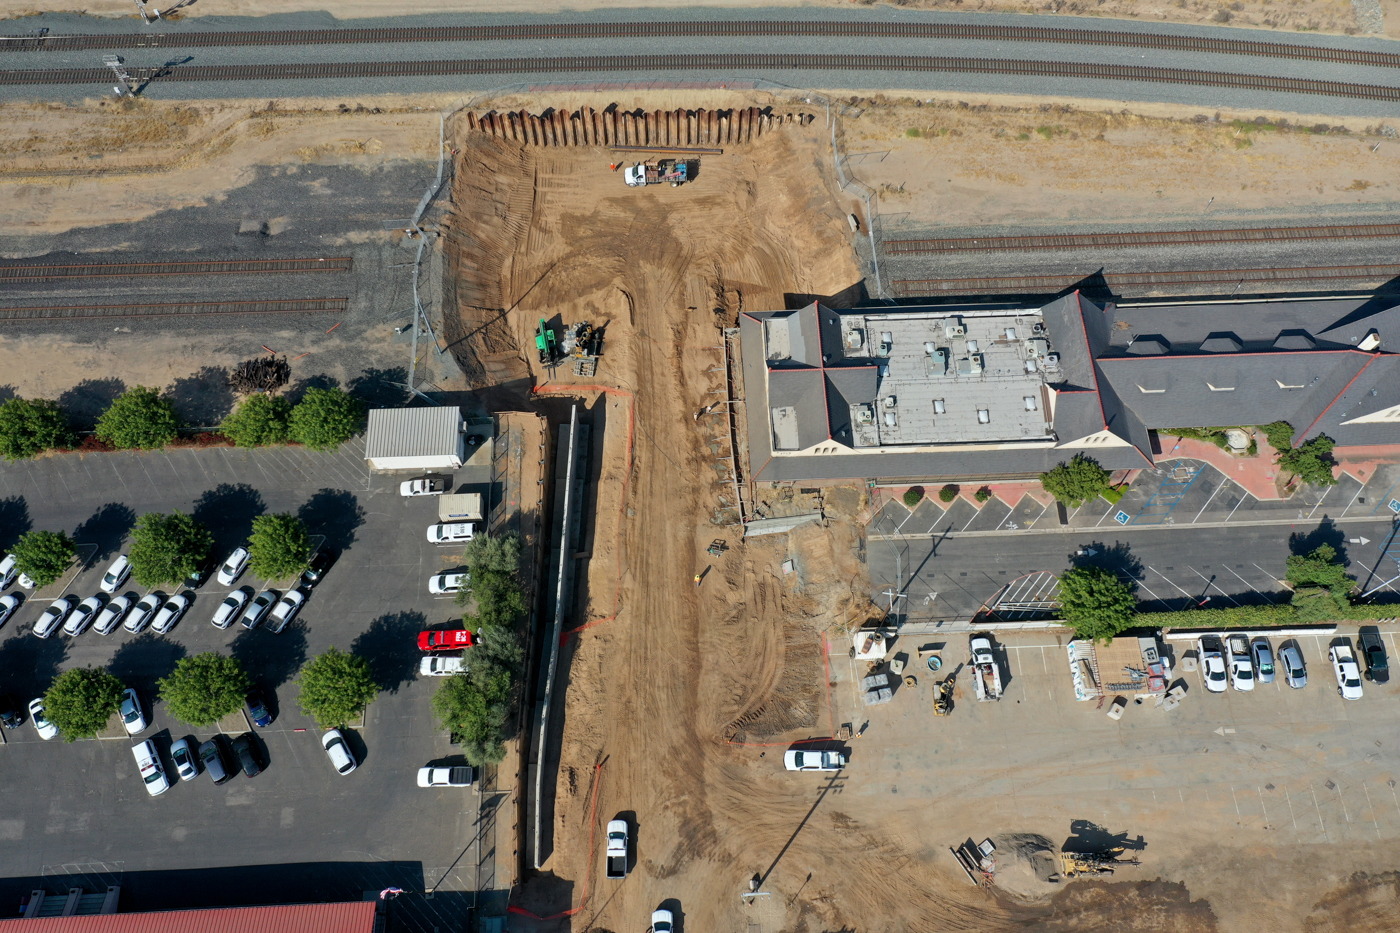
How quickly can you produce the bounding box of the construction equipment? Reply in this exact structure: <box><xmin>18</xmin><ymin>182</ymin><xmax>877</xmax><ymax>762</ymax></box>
<box><xmin>932</xmin><ymin>675</ymin><xmax>955</xmax><ymax>717</ymax></box>
<box><xmin>970</xmin><ymin>636</ymin><xmax>1004</xmax><ymax>702</ymax></box>
<box><xmin>951</xmin><ymin>838</ymin><xmax>996</xmax><ymax>886</ymax></box>
<box><xmin>624</xmin><ymin>159</ymin><xmax>692</xmax><ymax>188</ymax></box>
<box><xmin>560</xmin><ymin>321</ymin><xmax>604</xmax><ymax>376</ymax></box>
<box><xmin>706</xmin><ymin>540</ymin><xmax>727</xmax><ymax>556</ymax></box>
<box><xmin>1054</xmin><ymin>849</ymin><xmax>1138</xmax><ymax>880</ymax></box>
<box><xmin>535</xmin><ymin>319</ymin><xmax>558</xmax><ymax>365</ymax></box>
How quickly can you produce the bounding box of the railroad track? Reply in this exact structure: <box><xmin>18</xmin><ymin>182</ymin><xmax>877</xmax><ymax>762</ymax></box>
<box><xmin>890</xmin><ymin>263</ymin><xmax>1400</xmax><ymax>296</ymax></box>
<box><xmin>0</xmin><ymin>297</ymin><xmax>348</xmax><ymax>322</ymax></box>
<box><xmin>1</xmin><ymin>21</ymin><xmax>1397</xmax><ymax>71</ymax></box>
<box><xmin>0</xmin><ymin>257</ymin><xmax>353</xmax><ymax>283</ymax></box>
<box><xmin>884</xmin><ymin>223</ymin><xmax>1400</xmax><ymax>254</ymax></box>
<box><xmin>2</xmin><ymin>54</ymin><xmax>1397</xmax><ymax>101</ymax></box>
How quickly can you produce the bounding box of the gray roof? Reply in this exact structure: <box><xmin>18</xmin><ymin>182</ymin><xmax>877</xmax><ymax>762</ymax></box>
<box><xmin>767</xmin><ymin>368</ymin><xmax>829</xmax><ymax>450</ymax></box>
<box><xmin>1039</xmin><ymin>293</ymin><xmax>1100</xmax><ymax>391</ymax></box>
<box><xmin>1316</xmin><ymin>355</ymin><xmax>1400</xmax><ymax>446</ymax></box>
<box><xmin>1106</xmin><ymin>295</ymin><xmax>1400</xmax><ymax>355</ymax></box>
<box><xmin>364</xmin><ymin>407</ymin><xmax>461</xmax><ymax>460</ymax></box>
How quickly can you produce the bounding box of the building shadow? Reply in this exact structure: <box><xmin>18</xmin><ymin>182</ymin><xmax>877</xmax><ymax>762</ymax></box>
<box><xmin>298</xmin><ymin>489</ymin><xmax>366</xmax><ymax>552</ymax></box>
<box><xmin>784</xmin><ymin>281</ymin><xmax>868</xmax><ymax>311</ymax></box>
<box><xmin>165</xmin><ymin>366</ymin><xmax>235</xmax><ymax>427</ymax></box>
<box><xmin>350</xmin><ymin>610</ymin><xmax>427</xmax><ymax>695</ymax></box>
<box><xmin>191</xmin><ymin>484</ymin><xmax>266</xmax><ymax>556</ymax></box>
<box><xmin>347</xmin><ymin>367</ymin><xmax>410</xmax><ymax>410</ymax></box>
<box><xmin>56</xmin><ymin>378</ymin><xmax>127</xmax><ymax>431</ymax></box>
<box><xmin>72</xmin><ymin>503</ymin><xmax>137</xmax><ymax>562</ymax></box>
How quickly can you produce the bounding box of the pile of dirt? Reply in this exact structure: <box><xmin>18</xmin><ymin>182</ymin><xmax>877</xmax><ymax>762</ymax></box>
<box><xmin>991</xmin><ymin>833</ymin><xmax>1060</xmax><ymax>903</ymax></box>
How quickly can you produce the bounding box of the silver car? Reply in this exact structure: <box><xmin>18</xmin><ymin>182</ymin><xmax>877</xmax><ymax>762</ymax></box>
<box><xmin>0</xmin><ymin>593</ymin><xmax>19</xmax><ymax>630</ymax></box>
<box><xmin>1251</xmin><ymin>638</ymin><xmax>1276</xmax><ymax>685</ymax></box>
<box><xmin>62</xmin><ymin>595</ymin><xmax>103</xmax><ymax>637</ymax></box>
<box><xmin>1279</xmin><ymin>644</ymin><xmax>1307</xmax><ymax>689</ymax></box>
<box><xmin>93</xmin><ymin>595</ymin><xmax>131</xmax><ymax>635</ymax></box>
<box><xmin>266</xmin><ymin>589</ymin><xmax>305</xmax><ymax>634</ymax></box>
<box><xmin>211</xmin><ymin>590</ymin><xmax>250</xmax><ymax>629</ymax></box>
<box><xmin>170</xmin><ymin>738</ymin><xmax>200</xmax><ymax>782</ymax></box>
<box><xmin>123</xmin><ymin>593</ymin><xmax>162</xmax><ymax>634</ymax></box>
<box><xmin>32</xmin><ymin>597</ymin><xmax>73</xmax><ymax>639</ymax></box>
<box><xmin>322</xmin><ymin>728</ymin><xmax>357</xmax><ymax>776</ymax></box>
<box><xmin>150</xmin><ymin>594</ymin><xmax>190</xmax><ymax>634</ymax></box>
<box><xmin>240</xmin><ymin>590</ymin><xmax>278</xmax><ymax>630</ymax></box>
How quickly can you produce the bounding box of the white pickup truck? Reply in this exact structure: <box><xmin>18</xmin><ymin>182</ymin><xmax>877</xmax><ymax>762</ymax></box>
<box><xmin>970</xmin><ymin>637</ymin><xmax>1004</xmax><ymax>701</ymax></box>
<box><xmin>605</xmin><ymin>820</ymin><xmax>629</xmax><ymax>879</ymax></box>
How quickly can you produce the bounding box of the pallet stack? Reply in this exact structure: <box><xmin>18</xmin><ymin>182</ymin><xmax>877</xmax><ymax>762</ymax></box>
<box><xmin>463</xmin><ymin>106</ymin><xmax>815</xmax><ymax>147</ymax></box>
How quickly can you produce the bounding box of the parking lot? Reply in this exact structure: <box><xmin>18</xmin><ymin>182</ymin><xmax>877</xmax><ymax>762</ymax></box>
<box><xmin>0</xmin><ymin>441</ymin><xmax>496</xmax><ymax>927</ymax></box>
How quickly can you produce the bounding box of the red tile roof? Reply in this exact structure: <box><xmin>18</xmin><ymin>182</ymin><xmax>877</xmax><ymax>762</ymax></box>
<box><xmin>0</xmin><ymin>902</ymin><xmax>378</xmax><ymax>933</ymax></box>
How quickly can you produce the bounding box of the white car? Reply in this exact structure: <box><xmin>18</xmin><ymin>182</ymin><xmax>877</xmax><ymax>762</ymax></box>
<box><xmin>1229</xmin><ymin>652</ymin><xmax>1255</xmax><ymax>692</ymax></box>
<box><xmin>99</xmin><ymin>555</ymin><xmax>131</xmax><ymax>594</ymax></box>
<box><xmin>131</xmin><ymin>739</ymin><xmax>169</xmax><ymax>796</ymax></box>
<box><xmin>216</xmin><ymin>547</ymin><xmax>250</xmax><ymax>586</ymax></box>
<box><xmin>427</xmin><ymin>523</ymin><xmax>475</xmax><ymax>544</ymax></box>
<box><xmin>400</xmin><ymin>477</ymin><xmax>446</xmax><ymax>497</ymax></box>
<box><xmin>150</xmin><ymin>593</ymin><xmax>190</xmax><ymax>634</ymax></box>
<box><xmin>266</xmin><ymin>589</ymin><xmax>305</xmax><ymax>634</ymax></box>
<box><xmin>119</xmin><ymin>688</ymin><xmax>148</xmax><ymax>735</ymax></box>
<box><xmin>62</xmin><ymin>595</ymin><xmax>103</xmax><ymax>637</ymax></box>
<box><xmin>649</xmin><ymin>909</ymin><xmax>674</xmax><ymax>933</ymax></box>
<box><xmin>0</xmin><ymin>593</ymin><xmax>19</xmax><ymax>629</ymax></box>
<box><xmin>322</xmin><ymin>729</ymin><xmax>357</xmax><ymax>776</ymax></box>
<box><xmin>32</xmin><ymin>596</ymin><xmax>73</xmax><ymax>639</ymax></box>
<box><xmin>28</xmin><ymin>698</ymin><xmax>57</xmax><ymax>740</ymax></box>
<box><xmin>240</xmin><ymin>590</ymin><xmax>278</xmax><ymax>630</ymax></box>
<box><xmin>420</xmin><ymin>656</ymin><xmax>467</xmax><ymax>677</ymax></box>
<box><xmin>169</xmin><ymin>738</ymin><xmax>199</xmax><ymax>782</ymax></box>
<box><xmin>784</xmin><ymin>749</ymin><xmax>846</xmax><ymax>772</ymax></box>
<box><xmin>17</xmin><ymin>571</ymin><xmax>36</xmax><ymax>589</ymax></box>
<box><xmin>211</xmin><ymin>590</ymin><xmax>250</xmax><ymax>629</ymax></box>
<box><xmin>0</xmin><ymin>553</ymin><xmax>16</xmax><ymax>589</ymax></box>
<box><xmin>428</xmin><ymin>572</ymin><xmax>468</xmax><ymax>595</ymax></box>
<box><xmin>1197</xmin><ymin>640</ymin><xmax>1228</xmax><ymax>694</ymax></box>
<box><xmin>93</xmin><ymin>595</ymin><xmax>130</xmax><ymax>635</ymax></box>
<box><xmin>1330</xmin><ymin>645</ymin><xmax>1364</xmax><ymax>700</ymax></box>
<box><xmin>417</xmin><ymin>765</ymin><xmax>474</xmax><ymax>787</ymax></box>
<box><xmin>123</xmin><ymin>593</ymin><xmax>162</xmax><ymax>634</ymax></box>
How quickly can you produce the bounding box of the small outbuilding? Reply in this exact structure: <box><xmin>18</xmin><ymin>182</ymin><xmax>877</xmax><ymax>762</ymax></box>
<box><xmin>364</xmin><ymin>407</ymin><xmax>467</xmax><ymax>472</ymax></box>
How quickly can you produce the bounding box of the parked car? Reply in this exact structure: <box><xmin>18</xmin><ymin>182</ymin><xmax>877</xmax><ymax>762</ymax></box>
<box><xmin>240</xmin><ymin>590</ymin><xmax>278</xmax><ymax>630</ymax></box>
<box><xmin>649</xmin><ymin>909</ymin><xmax>674</xmax><ymax>933</ymax></box>
<box><xmin>420</xmin><ymin>656</ymin><xmax>467</xmax><ymax>677</ymax></box>
<box><xmin>419</xmin><ymin>628</ymin><xmax>476</xmax><ymax>651</ymax></box>
<box><xmin>0</xmin><ymin>695</ymin><xmax>23</xmax><ymax>729</ymax></box>
<box><xmin>170</xmin><ymin>738</ymin><xmax>200</xmax><ymax>782</ymax></box>
<box><xmin>266</xmin><ymin>589</ymin><xmax>305</xmax><ymax>634</ymax></box>
<box><xmin>93</xmin><ymin>594</ymin><xmax>131</xmax><ymax>635</ymax></box>
<box><xmin>150</xmin><ymin>593</ymin><xmax>190</xmax><ymax>634</ymax></box>
<box><xmin>301</xmin><ymin>548</ymin><xmax>336</xmax><ymax>588</ymax></box>
<box><xmin>0</xmin><ymin>593</ymin><xmax>20</xmax><ymax>629</ymax></box>
<box><xmin>183</xmin><ymin>557</ymin><xmax>215</xmax><ymax>590</ymax></box>
<box><xmin>1330</xmin><ymin>645</ymin><xmax>1364</xmax><ymax>700</ymax></box>
<box><xmin>0</xmin><ymin>553</ymin><xmax>16</xmax><ymax>589</ymax></box>
<box><xmin>427</xmin><ymin>523</ymin><xmax>475</xmax><ymax>544</ymax></box>
<box><xmin>322</xmin><ymin>729</ymin><xmax>357</xmax><ymax>776</ymax></box>
<box><xmin>28</xmin><ymin>698</ymin><xmax>57</xmax><ymax>740</ymax></box>
<box><xmin>246</xmin><ymin>689</ymin><xmax>273</xmax><ymax>728</ymax></box>
<box><xmin>99</xmin><ymin>555</ymin><xmax>131</xmax><ymax>594</ymax></box>
<box><xmin>119</xmin><ymin>688</ymin><xmax>148</xmax><ymax>735</ymax></box>
<box><xmin>417</xmin><ymin>766</ymin><xmax>474</xmax><ymax>787</ymax></box>
<box><xmin>428</xmin><ymin>572</ymin><xmax>468</xmax><ymax>595</ymax></box>
<box><xmin>1198</xmin><ymin>639</ymin><xmax>1228</xmax><ymax>694</ymax></box>
<box><xmin>1251</xmin><ymin>638</ymin><xmax>1276</xmax><ymax>685</ymax></box>
<box><xmin>198</xmin><ymin>737</ymin><xmax>233</xmax><ymax>785</ymax></box>
<box><xmin>211</xmin><ymin>590</ymin><xmax>250</xmax><ymax>629</ymax></box>
<box><xmin>17</xmin><ymin>572</ymin><xmax>36</xmax><ymax>589</ymax></box>
<box><xmin>62</xmin><ymin>595</ymin><xmax>103</xmax><ymax>637</ymax></box>
<box><xmin>123</xmin><ymin>593</ymin><xmax>162</xmax><ymax>634</ymax></box>
<box><xmin>784</xmin><ymin>749</ymin><xmax>846</xmax><ymax>772</ymax></box>
<box><xmin>1228</xmin><ymin>637</ymin><xmax>1255</xmax><ymax>693</ymax></box>
<box><xmin>33</xmin><ymin>596</ymin><xmax>73</xmax><ymax>639</ymax></box>
<box><xmin>400</xmin><ymin>477</ymin><xmax>446</xmax><ymax>497</ymax></box>
<box><xmin>217</xmin><ymin>547</ymin><xmax>250</xmax><ymax>586</ymax></box>
<box><xmin>1360</xmin><ymin>632</ymin><xmax>1390</xmax><ymax>684</ymax></box>
<box><xmin>231</xmin><ymin>732</ymin><xmax>262</xmax><ymax>777</ymax></box>
<box><xmin>131</xmin><ymin>739</ymin><xmax>170</xmax><ymax>796</ymax></box>
<box><xmin>1280</xmin><ymin>643</ymin><xmax>1308</xmax><ymax>689</ymax></box>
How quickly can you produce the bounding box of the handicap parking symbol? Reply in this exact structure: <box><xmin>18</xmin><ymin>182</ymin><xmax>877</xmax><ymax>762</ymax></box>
<box><xmin>1390</xmin><ymin>499</ymin><xmax>1400</xmax><ymax>514</ymax></box>
<box><xmin>1115</xmin><ymin>511</ymin><xmax>1130</xmax><ymax>525</ymax></box>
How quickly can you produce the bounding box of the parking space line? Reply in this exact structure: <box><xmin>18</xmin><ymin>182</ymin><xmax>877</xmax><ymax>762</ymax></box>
<box><xmin>1188</xmin><ymin>567</ymin><xmax>1241</xmax><ymax>606</ymax></box>
<box><xmin>1222</xmin><ymin>564</ymin><xmax>1278</xmax><ymax>603</ymax></box>
<box><xmin>1224</xmin><ymin>494</ymin><xmax>1247</xmax><ymax>523</ymax></box>
<box><xmin>1092</xmin><ymin>501</ymin><xmax>1117</xmax><ymax>527</ymax></box>
<box><xmin>1311</xmin><ymin>785</ymin><xmax>1330</xmax><ymax>842</ymax></box>
<box><xmin>1023</xmin><ymin>500</ymin><xmax>1049</xmax><ymax>529</ymax></box>
<box><xmin>1285</xmin><ymin>787</ymin><xmax>1299</xmax><ymax>836</ymax></box>
<box><xmin>1191</xmin><ymin>480</ymin><xmax>1228</xmax><ymax>523</ymax></box>
<box><xmin>1339</xmin><ymin>481</ymin><xmax>1367</xmax><ymax>519</ymax></box>
<box><xmin>1307</xmin><ymin>486</ymin><xmax>1334</xmax><ymax>520</ymax></box>
<box><xmin>1257</xmin><ymin>787</ymin><xmax>1270</xmax><ymax>829</ymax></box>
<box><xmin>1147</xmin><ymin>566</ymin><xmax>1196</xmax><ymax>600</ymax></box>
<box><xmin>1336</xmin><ymin>784</ymin><xmax>1352</xmax><ymax>824</ymax></box>
<box><xmin>1124</xmin><ymin>572</ymin><xmax>1164</xmax><ymax>602</ymax></box>
<box><xmin>1363</xmin><ymin>783</ymin><xmax>1383</xmax><ymax>839</ymax></box>
<box><xmin>1231</xmin><ymin>786</ymin><xmax>1241</xmax><ymax>821</ymax></box>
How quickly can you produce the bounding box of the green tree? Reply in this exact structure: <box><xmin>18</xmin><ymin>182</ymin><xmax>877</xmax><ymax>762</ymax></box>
<box><xmin>248</xmin><ymin>513</ymin><xmax>311</xmax><ymax>580</ymax></box>
<box><xmin>456</xmin><ymin>534</ymin><xmax>527</xmax><ymax>629</ymax></box>
<box><xmin>294</xmin><ymin>647</ymin><xmax>379</xmax><ymax>728</ymax></box>
<box><xmin>94</xmin><ymin>385</ymin><xmax>180</xmax><ymax>450</ymax></box>
<box><xmin>158</xmin><ymin>652</ymin><xmax>251</xmax><ymax>726</ymax></box>
<box><xmin>1279</xmin><ymin>434</ymin><xmax>1339</xmax><ymax>487</ymax></box>
<box><xmin>129</xmin><ymin>511</ymin><xmax>213</xmax><ymax>588</ymax></box>
<box><xmin>0</xmin><ymin>397</ymin><xmax>71</xmax><ymax>460</ymax></box>
<box><xmin>220</xmin><ymin>394</ymin><xmax>292</xmax><ymax>448</ymax></box>
<box><xmin>1262</xmin><ymin>421</ymin><xmax>1295</xmax><ymax>454</ymax></box>
<box><xmin>462</xmin><ymin>533</ymin><xmax>522</xmax><ymax>576</ymax></box>
<box><xmin>1285</xmin><ymin>544</ymin><xmax>1354</xmax><ymax>596</ymax></box>
<box><xmin>1040</xmin><ymin>454</ymin><xmax>1111</xmax><ymax>507</ymax></box>
<box><xmin>288</xmin><ymin>388</ymin><xmax>363</xmax><ymax>452</ymax></box>
<box><xmin>1057</xmin><ymin>566</ymin><xmax>1138</xmax><ymax>643</ymax></box>
<box><xmin>430</xmin><ymin>658</ymin><xmax>514</xmax><ymax>766</ymax></box>
<box><xmin>44</xmin><ymin>666</ymin><xmax>125</xmax><ymax>741</ymax></box>
<box><xmin>10</xmin><ymin>529</ymin><xmax>76</xmax><ymax>589</ymax></box>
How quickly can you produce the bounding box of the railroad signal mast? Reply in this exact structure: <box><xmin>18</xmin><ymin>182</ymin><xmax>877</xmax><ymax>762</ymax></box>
<box><xmin>102</xmin><ymin>55</ymin><xmax>134</xmax><ymax>97</ymax></box>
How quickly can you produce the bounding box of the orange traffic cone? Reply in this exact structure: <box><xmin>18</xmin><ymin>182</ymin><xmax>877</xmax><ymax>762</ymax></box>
<box><xmin>609</xmin><ymin>162</ymin><xmax>619</xmax><ymax>171</ymax></box>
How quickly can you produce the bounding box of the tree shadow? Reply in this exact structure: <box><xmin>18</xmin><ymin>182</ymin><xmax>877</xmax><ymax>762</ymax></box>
<box><xmin>0</xmin><ymin>630</ymin><xmax>67</xmax><ymax>699</ymax></box>
<box><xmin>1289</xmin><ymin>518</ymin><xmax>1346</xmax><ymax>563</ymax></box>
<box><xmin>0</xmin><ymin>496</ymin><xmax>31</xmax><ymax>552</ymax></box>
<box><xmin>229</xmin><ymin>618</ymin><xmax>308</xmax><ymax>689</ymax></box>
<box><xmin>165</xmin><ymin>366</ymin><xmax>235</xmax><ymax>427</ymax></box>
<box><xmin>297</xmin><ymin>489</ymin><xmax>366</xmax><ymax>552</ymax></box>
<box><xmin>191</xmin><ymin>484</ymin><xmax>266</xmax><ymax>556</ymax></box>
<box><xmin>57</xmin><ymin>378</ymin><xmax>127</xmax><ymax>431</ymax></box>
<box><xmin>347</xmin><ymin>367</ymin><xmax>409</xmax><ymax>411</ymax></box>
<box><xmin>1062</xmin><ymin>819</ymin><xmax>1146</xmax><ymax>854</ymax></box>
<box><xmin>285</xmin><ymin>374</ymin><xmax>340</xmax><ymax>405</ymax></box>
<box><xmin>72</xmin><ymin>503</ymin><xmax>137</xmax><ymax>562</ymax></box>
<box><xmin>1070</xmin><ymin>540</ymin><xmax>1144</xmax><ymax>582</ymax></box>
<box><xmin>0</xmin><ymin>385</ymin><xmax>15</xmax><ymax>403</ymax></box>
<box><xmin>107</xmin><ymin>633</ymin><xmax>188</xmax><ymax>696</ymax></box>
<box><xmin>349</xmin><ymin>610</ymin><xmax>427</xmax><ymax>695</ymax></box>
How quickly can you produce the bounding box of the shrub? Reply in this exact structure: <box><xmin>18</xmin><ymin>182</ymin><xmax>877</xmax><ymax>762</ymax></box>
<box><xmin>902</xmin><ymin>487</ymin><xmax>924</xmax><ymax>508</ymax></box>
<box><xmin>974</xmin><ymin>486</ymin><xmax>993</xmax><ymax>503</ymax></box>
<box><xmin>1057</xmin><ymin>566</ymin><xmax>1138</xmax><ymax>643</ymax></box>
<box><xmin>220</xmin><ymin>394</ymin><xmax>292</xmax><ymax>448</ymax></box>
<box><xmin>1040</xmin><ymin>454</ymin><xmax>1111</xmax><ymax>507</ymax></box>
<box><xmin>1262</xmin><ymin>421</ymin><xmax>1295</xmax><ymax>454</ymax></box>
<box><xmin>94</xmin><ymin>385</ymin><xmax>180</xmax><ymax>450</ymax></box>
<box><xmin>129</xmin><ymin>511</ymin><xmax>213</xmax><ymax>588</ymax></box>
<box><xmin>1285</xmin><ymin>544</ymin><xmax>1354</xmax><ymax>597</ymax></box>
<box><xmin>1280</xmin><ymin>434</ymin><xmax>1338</xmax><ymax>487</ymax></box>
<box><xmin>294</xmin><ymin>648</ymin><xmax>379</xmax><ymax>729</ymax></box>
<box><xmin>44</xmin><ymin>666</ymin><xmax>125</xmax><ymax>741</ymax></box>
<box><xmin>0</xmin><ymin>397</ymin><xmax>71</xmax><ymax>460</ymax></box>
<box><xmin>938</xmin><ymin>484</ymin><xmax>960</xmax><ymax>503</ymax></box>
<box><xmin>248</xmin><ymin>513</ymin><xmax>311</xmax><ymax>581</ymax></box>
<box><xmin>288</xmin><ymin>388</ymin><xmax>364</xmax><ymax>452</ymax></box>
<box><xmin>10</xmin><ymin>529</ymin><xmax>76</xmax><ymax>589</ymax></box>
<box><xmin>159</xmin><ymin>652</ymin><xmax>251</xmax><ymax>726</ymax></box>
<box><xmin>431</xmin><ymin>660</ymin><xmax>513</xmax><ymax>766</ymax></box>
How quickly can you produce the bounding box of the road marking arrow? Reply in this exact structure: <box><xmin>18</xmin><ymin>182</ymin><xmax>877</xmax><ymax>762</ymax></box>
<box><xmin>1350</xmin><ymin>537</ymin><xmax>1371</xmax><ymax>545</ymax></box>
<box><xmin>1213</xmin><ymin>727</ymin><xmax>1236</xmax><ymax>736</ymax></box>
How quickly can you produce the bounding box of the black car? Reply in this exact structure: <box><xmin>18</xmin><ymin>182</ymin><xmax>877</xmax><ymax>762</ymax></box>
<box><xmin>0</xmin><ymin>695</ymin><xmax>22</xmax><ymax>729</ymax></box>
<box><xmin>182</xmin><ymin>557</ymin><xmax>216</xmax><ymax>590</ymax></box>
<box><xmin>301</xmin><ymin>548</ymin><xmax>336</xmax><ymax>588</ymax></box>
<box><xmin>231</xmin><ymin>732</ymin><xmax>262</xmax><ymax>777</ymax></box>
<box><xmin>198</xmin><ymin>736</ymin><xmax>233</xmax><ymax>785</ymax></box>
<box><xmin>1361</xmin><ymin>635</ymin><xmax>1390</xmax><ymax>684</ymax></box>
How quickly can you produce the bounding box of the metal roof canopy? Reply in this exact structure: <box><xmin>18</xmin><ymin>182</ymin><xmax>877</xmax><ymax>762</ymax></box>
<box><xmin>364</xmin><ymin>407</ymin><xmax>464</xmax><ymax>470</ymax></box>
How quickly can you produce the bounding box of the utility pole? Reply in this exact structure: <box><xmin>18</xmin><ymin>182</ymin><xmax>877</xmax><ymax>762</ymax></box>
<box><xmin>130</xmin><ymin>0</ymin><xmax>153</xmax><ymax>23</ymax></box>
<box><xmin>102</xmin><ymin>55</ymin><xmax>134</xmax><ymax>97</ymax></box>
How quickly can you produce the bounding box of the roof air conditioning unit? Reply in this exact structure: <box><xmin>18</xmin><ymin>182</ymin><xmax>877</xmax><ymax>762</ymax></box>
<box><xmin>944</xmin><ymin>317</ymin><xmax>966</xmax><ymax>339</ymax></box>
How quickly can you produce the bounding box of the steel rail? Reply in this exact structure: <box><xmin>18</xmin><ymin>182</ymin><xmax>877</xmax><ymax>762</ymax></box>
<box><xmin>2</xmin><ymin>54</ymin><xmax>1397</xmax><ymax>101</ymax></box>
<box><xmin>890</xmin><ymin>263</ymin><xmax>1400</xmax><ymax>295</ymax></box>
<box><xmin>0</xmin><ymin>257</ymin><xmax>353</xmax><ymax>282</ymax></box>
<box><xmin>1</xmin><ymin>21</ymin><xmax>1397</xmax><ymax>71</ymax></box>
<box><xmin>0</xmin><ymin>297</ymin><xmax>348</xmax><ymax>322</ymax></box>
<box><xmin>885</xmin><ymin>223</ymin><xmax>1400</xmax><ymax>254</ymax></box>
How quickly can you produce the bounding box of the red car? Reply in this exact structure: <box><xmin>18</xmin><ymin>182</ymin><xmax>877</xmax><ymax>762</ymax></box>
<box><xmin>418</xmin><ymin>629</ymin><xmax>476</xmax><ymax>652</ymax></box>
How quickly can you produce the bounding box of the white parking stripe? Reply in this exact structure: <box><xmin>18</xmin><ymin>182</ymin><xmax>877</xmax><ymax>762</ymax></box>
<box><xmin>1188</xmin><ymin>567</ymin><xmax>1241</xmax><ymax>606</ymax></box>
<box><xmin>1192</xmin><ymin>479</ymin><xmax>1228</xmax><ymax>522</ymax></box>
<box><xmin>1148</xmin><ymin>566</ymin><xmax>1196</xmax><ymax>600</ymax></box>
<box><xmin>1222</xmin><ymin>564</ymin><xmax>1278</xmax><ymax>603</ymax></box>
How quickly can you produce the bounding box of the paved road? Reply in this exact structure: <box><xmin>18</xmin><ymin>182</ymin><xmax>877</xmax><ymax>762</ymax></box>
<box><xmin>2</xmin><ymin>9</ymin><xmax>1398</xmax><ymax>114</ymax></box>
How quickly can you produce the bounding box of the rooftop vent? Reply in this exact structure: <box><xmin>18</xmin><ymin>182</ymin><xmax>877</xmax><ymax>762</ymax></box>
<box><xmin>944</xmin><ymin>317</ymin><xmax>966</xmax><ymax>339</ymax></box>
<box><xmin>1025</xmin><ymin>338</ymin><xmax>1049</xmax><ymax>359</ymax></box>
<box><xmin>926</xmin><ymin>348</ymin><xmax>948</xmax><ymax>377</ymax></box>
<box><xmin>856</xmin><ymin>405</ymin><xmax>875</xmax><ymax>425</ymax></box>
<box><xmin>1005</xmin><ymin>327</ymin><xmax>1018</xmax><ymax>340</ymax></box>
<box><xmin>1200</xmin><ymin>332</ymin><xmax>1243</xmax><ymax>353</ymax></box>
<box><xmin>933</xmin><ymin>399</ymin><xmax>946</xmax><ymax>414</ymax></box>
<box><xmin>845</xmin><ymin>329</ymin><xmax>865</xmax><ymax>349</ymax></box>
<box><xmin>884</xmin><ymin>410</ymin><xmax>898</xmax><ymax>428</ymax></box>
<box><xmin>977</xmin><ymin>409</ymin><xmax>991</xmax><ymax>424</ymax></box>
<box><xmin>1024</xmin><ymin>396</ymin><xmax>1038</xmax><ymax>411</ymax></box>
<box><xmin>1359</xmin><ymin>329</ymin><xmax>1381</xmax><ymax>351</ymax></box>
<box><xmin>878</xmin><ymin>331</ymin><xmax>893</xmax><ymax>358</ymax></box>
